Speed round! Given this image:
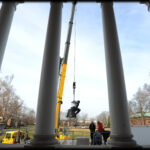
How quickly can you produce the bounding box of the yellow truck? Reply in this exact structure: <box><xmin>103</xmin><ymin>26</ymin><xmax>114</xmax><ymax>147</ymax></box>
<box><xmin>2</xmin><ymin>130</ymin><xmax>23</xmax><ymax>144</ymax></box>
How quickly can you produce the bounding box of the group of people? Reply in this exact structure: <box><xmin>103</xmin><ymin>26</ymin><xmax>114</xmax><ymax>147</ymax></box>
<box><xmin>89</xmin><ymin>121</ymin><xmax>110</xmax><ymax>145</ymax></box>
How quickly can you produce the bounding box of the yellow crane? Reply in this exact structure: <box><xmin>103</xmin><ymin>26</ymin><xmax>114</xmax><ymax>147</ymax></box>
<box><xmin>55</xmin><ymin>2</ymin><xmax>76</xmax><ymax>140</ymax></box>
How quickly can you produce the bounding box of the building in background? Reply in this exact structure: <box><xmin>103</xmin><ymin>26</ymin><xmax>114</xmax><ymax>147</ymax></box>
<box><xmin>130</xmin><ymin>113</ymin><xmax>150</xmax><ymax>126</ymax></box>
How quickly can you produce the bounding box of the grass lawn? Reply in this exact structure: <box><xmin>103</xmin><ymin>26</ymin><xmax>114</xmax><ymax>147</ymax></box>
<box><xmin>68</xmin><ymin>127</ymin><xmax>111</xmax><ymax>140</ymax></box>
<box><xmin>68</xmin><ymin>128</ymin><xmax>90</xmax><ymax>139</ymax></box>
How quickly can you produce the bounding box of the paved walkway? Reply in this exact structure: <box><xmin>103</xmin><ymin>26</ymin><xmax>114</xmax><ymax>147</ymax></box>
<box><xmin>59</xmin><ymin>139</ymin><xmax>109</xmax><ymax>146</ymax></box>
<box><xmin>0</xmin><ymin>143</ymin><xmax>148</xmax><ymax>149</ymax></box>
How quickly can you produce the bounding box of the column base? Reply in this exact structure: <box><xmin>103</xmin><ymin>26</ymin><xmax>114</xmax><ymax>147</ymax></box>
<box><xmin>107</xmin><ymin>134</ymin><xmax>141</xmax><ymax>148</ymax></box>
<box><xmin>28</xmin><ymin>134</ymin><xmax>59</xmax><ymax>147</ymax></box>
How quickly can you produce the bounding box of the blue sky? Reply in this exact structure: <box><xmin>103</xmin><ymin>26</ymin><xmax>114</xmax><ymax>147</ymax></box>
<box><xmin>0</xmin><ymin>2</ymin><xmax>150</xmax><ymax>119</ymax></box>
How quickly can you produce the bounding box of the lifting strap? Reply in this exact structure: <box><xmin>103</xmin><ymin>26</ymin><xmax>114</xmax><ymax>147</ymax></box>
<box><xmin>66</xmin><ymin>5</ymin><xmax>81</xmax><ymax>119</ymax></box>
<box><xmin>73</xmin><ymin>7</ymin><xmax>76</xmax><ymax>101</ymax></box>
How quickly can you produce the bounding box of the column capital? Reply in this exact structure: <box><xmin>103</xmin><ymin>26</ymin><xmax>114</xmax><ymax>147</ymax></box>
<box><xmin>145</xmin><ymin>2</ymin><xmax>150</xmax><ymax>12</ymax></box>
<box><xmin>140</xmin><ymin>1</ymin><xmax>150</xmax><ymax>12</ymax></box>
<box><xmin>101</xmin><ymin>2</ymin><xmax>113</xmax><ymax>8</ymax></box>
<box><xmin>50</xmin><ymin>2</ymin><xmax>63</xmax><ymax>8</ymax></box>
<box><xmin>2</xmin><ymin>2</ymin><xmax>19</xmax><ymax>11</ymax></box>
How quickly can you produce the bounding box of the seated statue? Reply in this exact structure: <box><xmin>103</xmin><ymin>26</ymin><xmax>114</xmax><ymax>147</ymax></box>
<box><xmin>66</xmin><ymin>100</ymin><xmax>81</xmax><ymax>118</ymax></box>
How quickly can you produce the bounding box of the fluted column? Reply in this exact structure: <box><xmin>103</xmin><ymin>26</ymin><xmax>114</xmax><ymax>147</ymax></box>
<box><xmin>0</xmin><ymin>2</ymin><xmax>17</xmax><ymax>69</ymax></box>
<box><xmin>101</xmin><ymin>2</ymin><xmax>137</xmax><ymax>147</ymax></box>
<box><xmin>32</xmin><ymin>2</ymin><xmax>62</xmax><ymax>146</ymax></box>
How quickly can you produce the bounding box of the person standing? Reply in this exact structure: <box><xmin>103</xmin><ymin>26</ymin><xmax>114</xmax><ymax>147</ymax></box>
<box><xmin>89</xmin><ymin>121</ymin><xmax>96</xmax><ymax>145</ymax></box>
<box><xmin>97</xmin><ymin>121</ymin><xmax>111</xmax><ymax>145</ymax></box>
<box><xmin>16</xmin><ymin>130</ymin><xmax>20</xmax><ymax>143</ymax></box>
<box><xmin>24</xmin><ymin>129</ymin><xmax>30</xmax><ymax>144</ymax></box>
<box><xmin>97</xmin><ymin>121</ymin><xmax>103</xmax><ymax>133</ymax></box>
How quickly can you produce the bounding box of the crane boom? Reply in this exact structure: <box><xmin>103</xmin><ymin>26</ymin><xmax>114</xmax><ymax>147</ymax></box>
<box><xmin>55</xmin><ymin>2</ymin><xmax>76</xmax><ymax>129</ymax></box>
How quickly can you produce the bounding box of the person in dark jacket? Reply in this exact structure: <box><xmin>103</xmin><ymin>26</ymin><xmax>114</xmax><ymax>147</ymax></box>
<box><xmin>89</xmin><ymin>121</ymin><xmax>96</xmax><ymax>145</ymax></box>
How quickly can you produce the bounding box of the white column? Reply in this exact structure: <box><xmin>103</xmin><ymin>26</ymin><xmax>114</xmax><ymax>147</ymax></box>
<box><xmin>101</xmin><ymin>2</ymin><xmax>137</xmax><ymax>147</ymax></box>
<box><xmin>32</xmin><ymin>2</ymin><xmax>62</xmax><ymax>146</ymax></box>
<box><xmin>0</xmin><ymin>2</ymin><xmax>17</xmax><ymax>69</ymax></box>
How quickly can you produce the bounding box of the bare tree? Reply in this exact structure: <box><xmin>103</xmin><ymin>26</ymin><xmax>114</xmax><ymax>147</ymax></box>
<box><xmin>79</xmin><ymin>112</ymin><xmax>88</xmax><ymax>124</ymax></box>
<box><xmin>60</xmin><ymin>111</ymin><xmax>67</xmax><ymax>120</ymax></box>
<box><xmin>128</xmin><ymin>100</ymin><xmax>137</xmax><ymax>116</ymax></box>
<box><xmin>8</xmin><ymin>95</ymin><xmax>23</xmax><ymax>123</ymax></box>
<box><xmin>20</xmin><ymin>106</ymin><xmax>35</xmax><ymax>125</ymax></box>
<box><xmin>0</xmin><ymin>75</ymin><xmax>35</xmax><ymax>126</ymax></box>
<box><xmin>97</xmin><ymin>111</ymin><xmax>109</xmax><ymax>127</ymax></box>
<box><xmin>59</xmin><ymin>111</ymin><xmax>68</xmax><ymax>127</ymax></box>
<box><xmin>129</xmin><ymin>83</ymin><xmax>150</xmax><ymax>125</ymax></box>
<box><xmin>0</xmin><ymin>75</ymin><xmax>16</xmax><ymax>121</ymax></box>
<box><xmin>89</xmin><ymin>117</ymin><xmax>96</xmax><ymax>122</ymax></box>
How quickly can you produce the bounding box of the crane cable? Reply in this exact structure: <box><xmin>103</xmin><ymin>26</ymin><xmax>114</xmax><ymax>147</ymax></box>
<box><xmin>73</xmin><ymin>6</ymin><xmax>76</xmax><ymax>101</ymax></box>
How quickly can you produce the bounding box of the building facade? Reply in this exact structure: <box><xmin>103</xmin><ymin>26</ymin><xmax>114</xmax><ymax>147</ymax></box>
<box><xmin>130</xmin><ymin>113</ymin><xmax>150</xmax><ymax>126</ymax></box>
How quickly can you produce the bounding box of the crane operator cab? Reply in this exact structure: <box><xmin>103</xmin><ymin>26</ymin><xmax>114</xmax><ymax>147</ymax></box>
<box><xmin>66</xmin><ymin>100</ymin><xmax>81</xmax><ymax>118</ymax></box>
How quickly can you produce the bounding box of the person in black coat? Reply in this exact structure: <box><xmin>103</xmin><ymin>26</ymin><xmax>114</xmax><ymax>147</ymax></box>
<box><xmin>89</xmin><ymin>121</ymin><xmax>96</xmax><ymax>145</ymax></box>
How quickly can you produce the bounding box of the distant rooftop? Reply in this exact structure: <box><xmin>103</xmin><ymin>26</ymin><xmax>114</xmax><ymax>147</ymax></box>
<box><xmin>130</xmin><ymin>112</ymin><xmax>150</xmax><ymax>118</ymax></box>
